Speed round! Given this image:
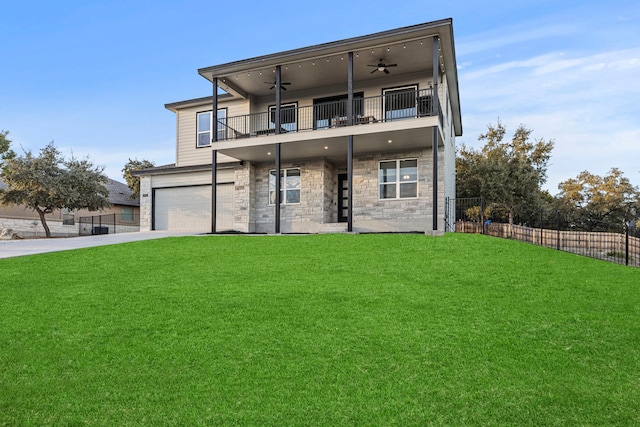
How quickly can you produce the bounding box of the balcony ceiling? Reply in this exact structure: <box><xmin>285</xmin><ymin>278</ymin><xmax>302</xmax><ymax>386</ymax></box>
<box><xmin>198</xmin><ymin>19</ymin><xmax>461</xmax><ymax>136</ymax></box>
<box><xmin>213</xmin><ymin>40</ymin><xmax>436</xmax><ymax>99</ymax></box>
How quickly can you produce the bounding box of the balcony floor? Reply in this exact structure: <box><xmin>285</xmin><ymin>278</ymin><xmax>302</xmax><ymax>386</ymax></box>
<box><xmin>215</xmin><ymin>117</ymin><xmax>441</xmax><ymax>163</ymax></box>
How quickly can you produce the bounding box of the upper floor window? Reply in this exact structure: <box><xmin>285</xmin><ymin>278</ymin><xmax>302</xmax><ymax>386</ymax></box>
<box><xmin>269</xmin><ymin>168</ymin><xmax>301</xmax><ymax>205</ymax></box>
<box><xmin>379</xmin><ymin>159</ymin><xmax>418</xmax><ymax>199</ymax></box>
<box><xmin>383</xmin><ymin>85</ymin><xmax>418</xmax><ymax>121</ymax></box>
<box><xmin>197</xmin><ymin>109</ymin><xmax>227</xmax><ymax>147</ymax></box>
<box><xmin>268</xmin><ymin>103</ymin><xmax>297</xmax><ymax>133</ymax></box>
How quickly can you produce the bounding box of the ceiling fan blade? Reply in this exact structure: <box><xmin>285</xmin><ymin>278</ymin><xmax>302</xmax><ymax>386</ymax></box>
<box><xmin>281</xmin><ymin>86</ymin><xmax>288</xmax><ymax>91</ymax></box>
<box><xmin>367</xmin><ymin>64</ymin><xmax>377</xmax><ymax>67</ymax></box>
<box><xmin>386</xmin><ymin>64</ymin><xmax>398</xmax><ymax>67</ymax></box>
<box><xmin>282</xmin><ymin>82</ymin><xmax>291</xmax><ymax>85</ymax></box>
<box><xmin>384</xmin><ymin>68</ymin><xmax>390</xmax><ymax>74</ymax></box>
<box><xmin>370</xmin><ymin>68</ymin><xmax>378</xmax><ymax>74</ymax></box>
<box><xmin>269</xmin><ymin>85</ymin><xmax>275</xmax><ymax>90</ymax></box>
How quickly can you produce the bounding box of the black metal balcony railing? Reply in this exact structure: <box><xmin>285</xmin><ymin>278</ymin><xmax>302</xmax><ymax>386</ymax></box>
<box><xmin>216</xmin><ymin>88</ymin><xmax>438</xmax><ymax>141</ymax></box>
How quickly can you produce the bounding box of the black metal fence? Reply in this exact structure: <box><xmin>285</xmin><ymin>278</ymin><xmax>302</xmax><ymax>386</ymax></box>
<box><xmin>79</xmin><ymin>213</ymin><xmax>140</xmax><ymax>236</ymax></box>
<box><xmin>445</xmin><ymin>197</ymin><xmax>640</xmax><ymax>267</ymax></box>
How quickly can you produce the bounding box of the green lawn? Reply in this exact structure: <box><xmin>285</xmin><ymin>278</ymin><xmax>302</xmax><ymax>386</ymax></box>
<box><xmin>1</xmin><ymin>234</ymin><xmax>639</xmax><ymax>425</ymax></box>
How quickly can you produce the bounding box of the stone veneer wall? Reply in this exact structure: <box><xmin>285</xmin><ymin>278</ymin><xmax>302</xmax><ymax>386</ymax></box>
<box><xmin>0</xmin><ymin>217</ymin><xmax>79</xmax><ymax>238</ymax></box>
<box><xmin>351</xmin><ymin>148</ymin><xmax>440</xmax><ymax>233</ymax></box>
<box><xmin>254</xmin><ymin>159</ymin><xmax>333</xmax><ymax>233</ymax></box>
<box><xmin>139</xmin><ymin>176</ymin><xmax>152</xmax><ymax>231</ymax></box>
<box><xmin>323</xmin><ymin>161</ymin><xmax>336</xmax><ymax>223</ymax></box>
<box><xmin>233</xmin><ymin>162</ymin><xmax>255</xmax><ymax>233</ymax></box>
<box><xmin>248</xmin><ymin>148</ymin><xmax>446</xmax><ymax>234</ymax></box>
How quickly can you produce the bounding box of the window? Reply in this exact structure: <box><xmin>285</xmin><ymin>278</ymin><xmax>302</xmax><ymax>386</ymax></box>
<box><xmin>383</xmin><ymin>85</ymin><xmax>418</xmax><ymax>121</ymax></box>
<box><xmin>379</xmin><ymin>159</ymin><xmax>418</xmax><ymax>199</ymax></box>
<box><xmin>121</xmin><ymin>207</ymin><xmax>134</xmax><ymax>222</ymax></box>
<box><xmin>268</xmin><ymin>103</ymin><xmax>297</xmax><ymax>132</ymax></box>
<box><xmin>62</xmin><ymin>208</ymin><xmax>75</xmax><ymax>225</ymax></box>
<box><xmin>196</xmin><ymin>109</ymin><xmax>227</xmax><ymax>147</ymax></box>
<box><xmin>269</xmin><ymin>168</ymin><xmax>301</xmax><ymax>204</ymax></box>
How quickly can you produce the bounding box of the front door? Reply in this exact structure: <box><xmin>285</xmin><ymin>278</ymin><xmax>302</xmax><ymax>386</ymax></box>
<box><xmin>338</xmin><ymin>174</ymin><xmax>349</xmax><ymax>223</ymax></box>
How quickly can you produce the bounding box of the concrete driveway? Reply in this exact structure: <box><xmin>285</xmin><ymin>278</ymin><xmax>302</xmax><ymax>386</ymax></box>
<box><xmin>0</xmin><ymin>231</ymin><xmax>195</xmax><ymax>259</ymax></box>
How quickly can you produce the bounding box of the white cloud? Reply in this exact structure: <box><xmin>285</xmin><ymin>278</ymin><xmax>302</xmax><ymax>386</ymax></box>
<box><xmin>457</xmin><ymin>24</ymin><xmax>576</xmax><ymax>56</ymax></box>
<box><xmin>458</xmin><ymin>46</ymin><xmax>640</xmax><ymax>192</ymax></box>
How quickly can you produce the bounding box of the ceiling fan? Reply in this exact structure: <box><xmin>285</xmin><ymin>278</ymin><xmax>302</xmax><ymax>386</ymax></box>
<box><xmin>264</xmin><ymin>80</ymin><xmax>292</xmax><ymax>91</ymax></box>
<box><xmin>368</xmin><ymin>60</ymin><xmax>397</xmax><ymax>74</ymax></box>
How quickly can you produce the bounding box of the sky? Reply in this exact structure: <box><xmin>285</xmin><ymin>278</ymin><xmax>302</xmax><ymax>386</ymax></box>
<box><xmin>1</xmin><ymin>0</ymin><xmax>639</xmax><ymax>195</ymax></box>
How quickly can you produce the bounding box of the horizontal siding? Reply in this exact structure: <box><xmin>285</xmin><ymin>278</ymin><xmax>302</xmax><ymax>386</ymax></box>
<box><xmin>176</xmin><ymin>98</ymin><xmax>250</xmax><ymax>167</ymax></box>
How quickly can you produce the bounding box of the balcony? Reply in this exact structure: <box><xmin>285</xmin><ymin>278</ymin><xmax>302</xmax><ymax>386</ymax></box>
<box><xmin>213</xmin><ymin>88</ymin><xmax>438</xmax><ymax>142</ymax></box>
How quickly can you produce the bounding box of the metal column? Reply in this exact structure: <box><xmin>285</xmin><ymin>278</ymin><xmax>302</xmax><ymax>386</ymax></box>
<box><xmin>347</xmin><ymin>52</ymin><xmax>354</xmax><ymax>125</ymax></box>
<box><xmin>275</xmin><ymin>143</ymin><xmax>281</xmax><ymax>233</ymax></box>
<box><xmin>212</xmin><ymin>77</ymin><xmax>218</xmax><ymax>143</ymax></box>
<box><xmin>211</xmin><ymin>150</ymin><xmax>217</xmax><ymax>234</ymax></box>
<box><xmin>347</xmin><ymin>135</ymin><xmax>353</xmax><ymax>232</ymax></box>
<box><xmin>432</xmin><ymin>36</ymin><xmax>440</xmax><ymax>231</ymax></box>
<box><xmin>275</xmin><ymin>66</ymin><xmax>282</xmax><ymax>134</ymax></box>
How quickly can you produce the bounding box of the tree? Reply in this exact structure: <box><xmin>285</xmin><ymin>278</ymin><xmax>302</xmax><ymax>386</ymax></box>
<box><xmin>122</xmin><ymin>158</ymin><xmax>155</xmax><ymax>200</ymax></box>
<box><xmin>0</xmin><ymin>129</ymin><xmax>15</xmax><ymax>164</ymax></box>
<box><xmin>0</xmin><ymin>142</ymin><xmax>110</xmax><ymax>237</ymax></box>
<box><xmin>456</xmin><ymin>121</ymin><xmax>554</xmax><ymax>224</ymax></box>
<box><xmin>556</xmin><ymin>168</ymin><xmax>639</xmax><ymax>231</ymax></box>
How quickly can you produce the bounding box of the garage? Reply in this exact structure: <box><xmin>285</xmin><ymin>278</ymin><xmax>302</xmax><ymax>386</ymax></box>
<box><xmin>153</xmin><ymin>184</ymin><xmax>233</xmax><ymax>232</ymax></box>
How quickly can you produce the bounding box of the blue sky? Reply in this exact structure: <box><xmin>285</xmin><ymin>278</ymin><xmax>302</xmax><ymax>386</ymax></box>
<box><xmin>2</xmin><ymin>0</ymin><xmax>639</xmax><ymax>194</ymax></box>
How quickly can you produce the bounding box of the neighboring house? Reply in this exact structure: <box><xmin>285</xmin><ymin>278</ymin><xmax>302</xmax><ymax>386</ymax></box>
<box><xmin>0</xmin><ymin>178</ymin><xmax>140</xmax><ymax>237</ymax></box>
<box><xmin>136</xmin><ymin>19</ymin><xmax>462</xmax><ymax>234</ymax></box>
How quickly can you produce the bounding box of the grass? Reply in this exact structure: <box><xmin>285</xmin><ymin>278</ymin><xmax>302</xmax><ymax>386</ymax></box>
<box><xmin>1</xmin><ymin>233</ymin><xmax>639</xmax><ymax>425</ymax></box>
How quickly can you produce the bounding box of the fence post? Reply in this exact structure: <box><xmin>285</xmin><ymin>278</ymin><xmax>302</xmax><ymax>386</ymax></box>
<box><xmin>556</xmin><ymin>210</ymin><xmax>561</xmax><ymax>251</ymax></box>
<box><xmin>539</xmin><ymin>209</ymin><xmax>543</xmax><ymax>246</ymax></box>
<box><xmin>481</xmin><ymin>197</ymin><xmax>486</xmax><ymax>235</ymax></box>
<box><xmin>113</xmin><ymin>213</ymin><xmax>117</xmax><ymax>234</ymax></box>
<box><xmin>626</xmin><ymin>223</ymin><xmax>630</xmax><ymax>266</ymax></box>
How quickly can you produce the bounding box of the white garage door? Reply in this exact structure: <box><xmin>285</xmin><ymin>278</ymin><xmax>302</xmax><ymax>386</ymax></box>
<box><xmin>154</xmin><ymin>184</ymin><xmax>233</xmax><ymax>232</ymax></box>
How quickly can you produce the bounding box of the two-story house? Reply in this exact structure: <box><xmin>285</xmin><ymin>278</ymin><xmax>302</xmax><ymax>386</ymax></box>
<box><xmin>136</xmin><ymin>19</ymin><xmax>462</xmax><ymax>234</ymax></box>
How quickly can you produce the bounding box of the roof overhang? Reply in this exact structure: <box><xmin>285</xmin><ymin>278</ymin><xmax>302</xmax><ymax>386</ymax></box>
<box><xmin>196</xmin><ymin>19</ymin><xmax>462</xmax><ymax>136</ymax></box>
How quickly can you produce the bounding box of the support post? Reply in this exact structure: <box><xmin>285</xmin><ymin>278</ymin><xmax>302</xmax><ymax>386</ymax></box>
<box><xmin>347</xmin><ymin>52</ymin><xmax>354</xmax><ymax>126</ymax></box>
<box><xmin>432</xmin><ymin>36</ymin><xmax>440</xmax><ymax>232</ymax></box>
<box><xmin>432</xmin><ymin>126</ymin><xmax>439</xmax><ymax>232</ymax></box>
<box><xmin>212</xmin><ymin>77</ymin><xmax>218</xmax><ymax>143</ymax></box>
<box><xmin>432</xmin><ymin>36</ymin><xmax>440</xmax><ymax>114</ymax></box>
<box><xmin>481</xmin><ymin>197</ymin><xmax>485</xmax><ymax>235</ymax></box>
<box><xmin>275</xmin><ymin>143</ymin><xmax>281</xmax><ymax>233</ymax></box>
<box><xmin>347</xmin><ymin>135</ymin><xmax>353</xmax><ymax>232</ymax></box>
<box><xmin>539</xmin><ymin>208</ymin><xmax>543</xmax><ymax>246</ymax></box>
<box><xmin>556</xmin><ymin>210</ymin><xmax>561</xmax><ymax>250</ymax></box>
<box><xmin>212</xmin><ymin>150</ymin><xmax>217</xmax><ymax>233</ymax></box>
<box><xmin>275</xmin><ymin>66</ymin><xmax>282</xmax><ymax>134</ymax></box>
<box><xmin>626</xmin><ymin>223</ymin><xmax>630</xmax><ymax>266</ymax></box>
